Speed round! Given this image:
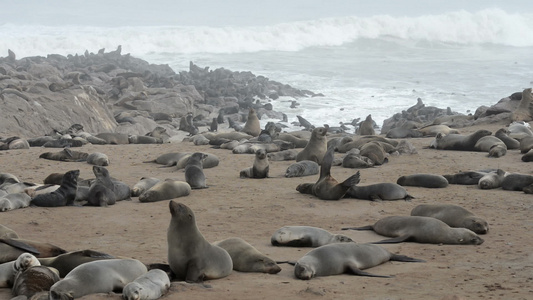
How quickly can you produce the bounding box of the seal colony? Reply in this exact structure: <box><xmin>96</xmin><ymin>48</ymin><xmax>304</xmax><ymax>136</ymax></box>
<box><xmin>0</xmin><ymin>49</ymin><xmax>531</xmax><ymax>298</ymax></box>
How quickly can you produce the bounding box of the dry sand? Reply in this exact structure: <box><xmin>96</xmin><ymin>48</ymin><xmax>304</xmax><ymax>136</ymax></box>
<box><xmin>0</xmin><ymin>121</ymin><xmax>532</xmax><ymax>300</ymax></box>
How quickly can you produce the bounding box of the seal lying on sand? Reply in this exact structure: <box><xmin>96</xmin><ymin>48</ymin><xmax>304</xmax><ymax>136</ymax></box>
<box><xmin>240</xmin><ymin>149</ymin><xmax>269</xmax><ymax>179</ymax></box>
<box><xmin>396</xmin><ymin>174</ymin><xmax>449</xmax><ymax>188</ymax></box>
<box><xmin>345</xmin><ymin>183</ymin><xmax>413</xmax><ymax>201</ymax></box>
<box><xmin>271</xmin><ymin>226</ymin><xmax>353</xmax><ymax>247</ymax></box>
<box><xmin>293</xmin><ymin>243</ymin><xmax>424</xmax><ymax>280</ymax></box>
<box><xmin>410</xmin><ymin>204</ymin><xmax>489</xmax><ymax>234</ymax></box>
<box><xmin>342</xmin><ymin>216</ymin><xmax>484</xmax><ymax>245</ymax></box>
<box><xmin>214</xmin><ymin>237</ymin><xmax>281</xmax><ymax>274</ymax></box>
<box><xmin>430</xmin><ymin>130</ymin><xmax>492</xmax><ymax>151</ymax></box>
<box><xmin>122</xmin><ymin>269</ymin><xmax>170</xmax><ymax>300</ymax></box>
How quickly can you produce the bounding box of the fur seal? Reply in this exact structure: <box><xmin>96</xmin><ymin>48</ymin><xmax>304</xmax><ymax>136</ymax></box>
<box><xmin>214</xmin><ymin>237</ymin><xmax>281</xmax><ymax>274</ymax></box>
<box><xmin>396</xmin><ymin>174</ymin><xmax>449</xmax><ymax>188</ymax></box>
<box><xmin>296</xmin><ymin>126</ymin><xmax>328</xmax><ymax>164</ymax></box>
<box><xmin>342</xmin><ymin>216</ymin><xmax>484</xmax><ymax>245</ymax></box>
<box><xmin>385</xmin><ymin>127</ymin><xmax>423</xmax><ymax>139</ymax></box>
<box><xmin>275</xmin><ymin>133</ymin><xmax>309</xmax><ymax>148</ymax></box>
<box><xmin>86</xmin><ymin>152</ymin><xmax>110</xmax><ymax>166</ymax></box>
<box><xmin>357</xmin><ymin>114</ymin><xmax>376</xmax><ymax>135</ymax></box>
<box><xmin>410</xmin><ymin>204</ymin><xmax>489</xmax><ymax>234</ymax></box>
<box><xmin>341</xmin><ymin>153</ymin><xmax>375</xmax><ymax>168</ymax></box>
<box><xmin>495</xmin><ymin>128</ymin><xmax>520</xmax><ymax>149</ymax></box>
<box><xmin>240</xmin><ymin>149</ymin><xmax>269</xmax><ymax>179</ymax></box>
<box><xmin>293</xmin><ymin>243</ymin><xmax>424</xmax><ymax>280</ymax></box>
<box><xmin>443</xmin><ymin>170</ymin><xmax>492</xmax><ymax>185</ymax></box>
<box><xmin>87</xmin><ymin>166</ymin><xmax>117</xmax><ymax>207</ymax></box>
<box><xmin>39</xmin><ymin>148</ymin><xmax>88</xmax><ymax>162</ymax></box>
<box><xmin>345</xmin><ymin>183</ymin><xmax>413</xmax><ymax>201</ymax></box>
<box><xmin>0</xmin><ymin>224</ymin><xmax>19</xmax><ymax>239</ymax></box>
<box><xmin>271</xmin><ymin>226</ymin><xmax>353</xmax><ymax>247</ymax></box>
<box><xmin>416</xmin><ymin>124</ymin><xmax>460</xmax><ymax>137</ymax></box>
<box><xmin>359</xmin><ymin>141</ymin><xmax>388</xmax><ymax>165</ymax></box>
<box><xmin>267</xmin><ymin>149</ymin><xmax>299</xmax><ymax>161</ymax></box>
<box><xmin>122</xmin><ymin>269</ymin><xmax>170</xmax><ymax>300</ymax></box>
<box><xmin>94</xmin><ymin>132</ymin><xmax>130</xmax><ymax>144</ymax></box>
<box><xmin>508</xmin><ymin>121</ymin><xmax>533</xmax><ymax>140</ymax></box>
<box><xmin>31</xmin><ymin>170</ymin><xmax>79</xmax><ymax>207</ymax></box>
<box><xmin>519</xmin><ymin>136</ymin><xmax>533</xmax><ymax>153</ymax></box>
<box><xmin>522</xmin><ymin>149</ymin><xmax>533</xmax><ymax>162</ymax></box>
<box><xmin>185</xmin><ymin>152</ymin><xmax>208</xmax><ymax>189</ymax></box>
<box><xmin>297</xmin><ymin>147</ymin><xmax>361</xmax><ymax>200</ymax></box>
<box><xmin>285</xmin><ymin>160</ymin><xmax>319</xmax><ymax>178</ymax></box>
<box><xmin>138</xmin><ymin>180</ymin><xmax>191</xmax><ymax>203</ymax></box>
<box><xmin>478</xmin><ymin>169</ymin><xmax>506</xmax><ymax>189</ymax></box>
<box><xmin>49</xmin><ymin>259</ymin><xmax>147</xmax><ymax>299</ymax></box>
<box><xmin>131</xmin><ymin>177</ymin><xmax>161</xmax><ymax>197</ymax></box>
<box><xmin>176</xmin><ymin>153</ymin><xmax>219</xmax><ymax>170</ymax></box>
<box><xmin>43</xmin><ymin>173</ymin><xmax>64</xmax><ymax>185</ymax></box>
<box><xmin>12</xmin><ymin>265</ymin><xmax>60</xmax><ymax>298</ymax></box>
<box><xmin>0</xmin><ymin>193</ymin><xmax>31</xmax><ymax>211</ymax></box>
<box><xmin>242</xmin><ymin>108</ymin><xmax>261</xmax><ymax>137</ymax></box>
<box><xmin>501</xmin><ymin>173</ymin><xmax>533</xmax><ymax>191</ymax></box>
<box><xmin>0</xmin><ymin>237</ymin><xmax>66</xmax><ymax>264</ymax></box>
<box><xmin>0</xmin><ymin>252</ymin><xmax>41</xmax><ymax>288</ymax></box>
<box><xmin>474</xmin><ymin>136</ymin><xmax>507</xmax><ymax>157</ymax></box>
<box><xmin>128</xmin><ymin>135</ymin><xmax>161</xmax><ymax>144</ymax></box>
<box><xmin>143</xmin><ymin>152</ymin><xmax>190</xmax><ymax>167</ymax></box>
<box><xmin>430</xmin><ymin>130</ymin><xmax>492</xmax><ymax>151</ymax></box>
<box><xmin>167</xmin><ymin>201</ymin><xmax>232</xmax><ymax>282</ymax></box>
<box><xmin>38</xmin><ymin>249</ymin><xmax>116</xmax><ymax>278</ymax></box>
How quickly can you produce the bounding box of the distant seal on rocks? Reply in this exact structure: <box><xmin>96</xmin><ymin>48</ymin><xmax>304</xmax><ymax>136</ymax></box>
<box><xmin>293</xmin><ymin>243</ymin><xmax>424</xmax><ymax>280</ymax></box>
<box><xmin>478</xmin><ymin>169</ymin><xmax>506</xmax><ymax>189</ymax></box>
<box><xmin>0</xmin><ymin>193</ymin><xmax>31</xmax><ymax>211</ymax></box>
<box><xmin>271</xmin><ymin>226</ymin><xmax>353</xmax><ymax>247</ymax></box>
<box><xmin>501</xmin><ymin>173</ymin><xmax>533</xmax><ymax>191</ymax></box>
<box><xmin>167</xmin><ymin>201</ymin><xmax>232</xmax><ymax>282</ymax></box>
<box><xmin>345</xmin><ymin>183</ymin><xmax>413</xmax><ymax>201</ymax></box>
<box><xmin>31</xmin><ymin>170</ymin><xmax>79</xmax><ymax>207</ymax></box>
<box><xmin>122</xmin><ymin>269</ymin><xmax>170</xmax><ymax>300</ymax></box>
<box><xmin>131</xmin><ymin>177</ymin><xmax>161</xmax><ymax>197</ymax></box>
<box><xmin>214</xmin><ymin>237</ymin><xmax>281</xmax><ymax>274</ymax></box>
<box><xmin>285</xmin><ymin>160</ymin><xmax>319</xmax><ymax>178</ymax></box>
<box><xmin>410</xmin><ymin>204</ymin><xmax>489</xmax><ymax>234</ymax></box>
<box><xmin>49</xmin><ymin>259</ymin><xmax>147</xmax><ymax>299</ymax></box>
<box><xmin>430</xmin><ymin>129</ymin><xmax>492</xmax><ymax>151</ymax></box>
<box><xmin>396</xmin><ymin>174</ymin><xmax>449</xmax><ymax>188</ymax></box>
<box><xmin>296</xmin><ymin>147</ymin><xmax>361</xmax><ymax>200</ymax></box>
<box><xmin>0</xmin><ymin>252</ymin><xmax>41</xmax><ymax>288</ymax></box>
<box><xmin>296</xmin><ymin>126</ymin><xmax>328</xmax><ymax>164</ymax></box>
<box><xmin>185</xmin><ymin>152</ymin><xmax>208</xmax><ymax>189</ymax></box>
<box><xmin>86</xmin><ymin>152</ymin><xmax>109</xmax><ymax>166</ymax></box>
<box><xmin>342</xmin><ymin>216</ymin><xmax>484</xmax><ymax>245</ymax></box>
<box><xmin>242</xmin><ymin>108</ymin><xmax>261</xmax><ymax>137</ymax></box>
<box><xmin>240</xmin><ymin>149</ymin><xmax>269</xmax><ymax>178</ymax></box>
<box><xmin>38</xmin><ymin>249</ymin><xmax>116</xmax><ymax>278</ymax></box>
<box><xmin>357</xmin><ymin>114</ymin><xmax>376</xmax><ymax>135</ymax></box>
<box><xmin>12</xmin><ymin>265</ymin><xmax>60</xmax><ymax>298</ymax></box>
<box><xmin>138</xmin><ymin>180</ymin><xmax>191</xmax><ymax>203</ymax></box>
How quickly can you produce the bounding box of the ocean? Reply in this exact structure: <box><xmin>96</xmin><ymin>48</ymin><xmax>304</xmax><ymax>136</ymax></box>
<box><xmin>1</xmin><ymin>0</ymin><xmax>532</xmax><ymax>132</ymax></box>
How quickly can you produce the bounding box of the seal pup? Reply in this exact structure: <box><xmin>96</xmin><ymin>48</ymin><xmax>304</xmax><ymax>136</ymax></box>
<box><xmin>214</xmin><ymin>237</ymin><xmax>281</xmax><ymax>274</ymax></box>
<box><xmin>122</xmin><ymin>269</ymin><xmax>170</xmax><ymax>300</ymax></box>
<box><xmin>298</xmin><ymin>147</ymin><xmax>361</xmax><ymax>200</ymax></box>
<box><xmin>31</xmin><ymin>170</ymin><xmax>79</xmax><ymax>207</ymax></box>
<box><xmin>38</xmin><ymin>249</ymin><xmax>116</xmax><ymax>278</ymax></box>
<box><xmin>522</xmin><ymin>149</ymin><xmax>533</xmax><ymax>162</ymax></box>
<box><xmin>12</xmin><ymin>265</ymin><xmax>60</xmax><ymax>298</ymax></box>
<box><xmin>396</xmin><ymin>174</ymin><xmax>449</xmax><ymax>188</ymax></box>
<box><xmin>285</xmin><ymin>160</ymin><xmax>319</xmax><ymax>178</ymax></box>
<box><xmin>86</xmin><ymin>152</ymin><xmax>110</xmax><ymax>166</ymax></box>
<box><xmin>242</xmin><ymin>108</ymin><xmax>261</xmax><ymax>137</ymax></box>
<box><xmin>410</xmin><ymin>204</ymin><xmax>489</xmax><ymax>234</ymax></box>
<box><xmin>443</xmin><ymin>170</ymin><xmax>492</xmax><ymax>185</ymax></box>
<box><xmin>501</xmin><ymin>173</ymin><xmax>533</xmax><ymax>191</ymax></box>
<box><xmin>0</xmin><ymin>252</ymin><xmax>41</xmax><ymax>288</ymax></box>
<box><xmin>345</xmin><ymin>183</ymin><xmax>413</xmax><ymax>201</ymax></box>
<box><xmin>185</xmin><ymin>152</ymin><xmax>208</xmax><ymax>189</ymax></box>
<box><xmin>167</xmin><ymin>201</ymin><xmax>232</xmax><ymax>282</ymax></box>
<box><xmin>0</xmin><ymin>193</ymin><xmax>31</xmax><ymax>211</ymax></box>
<box><xmin>296</xmin><ymin>126</ymin><xmax>328</xmax><ymax>164</ymax></box>
<box><xmin>131</xmin><ymin>177</ymin><xmax>161</xmax><ymax>197</ymax></box>
<box><xmin>357</xmin><ymin>114</ymin><xmax>376</xmax><ymax>136</ymax></box>
<box><xmin>430</xmin><ymin>129</ymin><xmax>492</xmax><ymax>151</ymax></box>
<box><xmin>138</xmin><ymin>180</ymin><xmax>191</xmax><ymax>203</ymax></box>
<box><xmin>342</xmin><ymin>216</ymin><xmax>484</xmax><ymax>245</ymax></box>
<box><xmin>416</xmin><ymin>124</ymin><xmax>460</xmax><ymax>137</ymax></box>
<box><xmin>49</xmin><ymin>259</ymin><xmax>147</xmax><ymax>300</ymax></box>
<box><xmin>267</xmin><ymin>149</ymin><xmax>299</xmax><ymax>161</ymax></box>
<box><xmin>495</xmin><ymin>128</ymin><xmax>520</xmax><ymax>149</ymax></box>
<box><xmin>293</xmin><ymin>243</ymin><xmax>424</xmax><ymax>280</ymax></box>
<box><xmin>271</xmin><ymin>226</ymin><xmax>353</xmax><ymax>247</ymax></box>
<box><xmin>240</xmin><ymin>149</ymin><xmax>269</xmax><ymax>179</ymax></box>
<box><xmin>478</xmin><ymin>169</ymin><xmax>506</xmax><ymax>189</ymax></box>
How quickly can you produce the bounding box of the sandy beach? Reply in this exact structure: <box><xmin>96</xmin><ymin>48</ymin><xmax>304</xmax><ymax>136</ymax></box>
<box><xmin>0</xmin><ymin>120</ymin><xmax>532</xmax><ymax>300</ymax></box>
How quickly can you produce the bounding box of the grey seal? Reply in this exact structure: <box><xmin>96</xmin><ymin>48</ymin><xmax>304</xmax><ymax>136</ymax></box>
<box><xmin>167</xmin><ymin>201</ymin><xmax>232</xmax><ymax>282</ymax></box>
<box><xmin>410</xmin><ymin>204</ymin><xmax>489</xmax><ymax>234</ymax></box>
<box><xmin>271</xmin><ymin>226</ymin><xmax>353</xmax><ymax>247</ymax></box>
<box><xmin>342</xmin><ymin>216</ymin><xmax>484</xmax><ymax>245</ymax></box>
<box><xmin>267</xmin><ymin>149</ymin><xmax>299</xmax><ymax>161</ymax></box>
<box><xmin>293</xmin><ymin>243</ymin><xmax>424</xmax><ymax>280</ymax></box>
<box><xmin>214</xmin><ymin>237</ymin><xmax>281</xmax><ymax>274</ymax></box>
<box><xmin>396</xmin><ymin>174</ymin><xmax>449</xmax><ymax>188</ymax></box>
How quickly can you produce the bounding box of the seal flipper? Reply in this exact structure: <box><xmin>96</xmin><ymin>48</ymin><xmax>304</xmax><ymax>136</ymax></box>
<box><xmin>371</xmin><ymin>235</ymin><xmax>412</xmax><ymax>244</ymax></box>
<box><xmin>319</xmin><ymin>147</ymin><xmax>336</xmax><ymax>178</ymax></box>
<box><xmin>341</xmin><ymin>225</ymin><xmax>373</xmax><ymax>231</ymax></box>
<box><xmin>341</xmin><ymin>171</ymin><xmax>361</xmax><ymax>188</ymax></box>
<box><xmin>389</xmin><ymin>254</ymin><xmax>425</xmax><ymax>263</ymax></box>
<box><xmin>0</xmin><ymin>238</ymin><xmax>41</xmax><ymax>255</ymax></box>
<box><xmin>80</xmin><ymin>249</ymin><xmax>115</xmax><ymax>259</ymax></box>
<box><xmin>346</xmin><ymin>262</ymin><xmax>393</xmax><ymax>278</ymax></box>
<box><xmin>276</xmin><ymin>260</ymin><xmax>297</xmax><ymax>265</ymax></box>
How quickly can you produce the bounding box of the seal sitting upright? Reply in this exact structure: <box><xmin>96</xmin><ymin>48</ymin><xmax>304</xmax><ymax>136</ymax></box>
<box><xmin>167</xmin><ymin>201</ymin><xmax>232</xmax><ymax>282</ymax></box>
<box><xmin>296</xmin><ymin>126</ymin><xmax>329</xmax><ymax>164</ymax></box>
<box><xmin>31</xmin><ymin>170</ymin><xmax>79</xmax><ymax>207</ymax></box>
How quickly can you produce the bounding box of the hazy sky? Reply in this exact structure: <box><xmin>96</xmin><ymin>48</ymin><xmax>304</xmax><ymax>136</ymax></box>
<box><xmin>1</xmin><ymin>0</ymin><xmax>531</xmax><ymax>27</ymax></box>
